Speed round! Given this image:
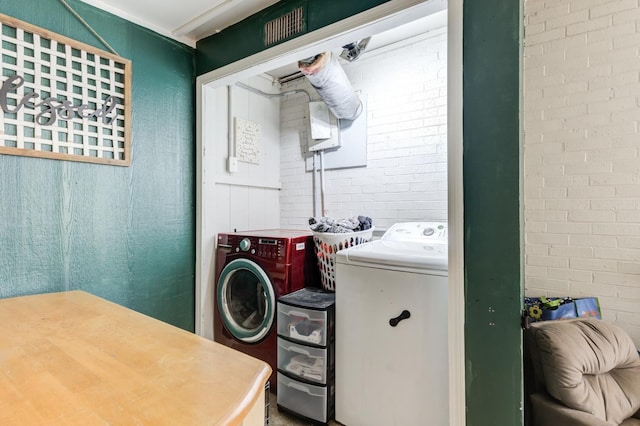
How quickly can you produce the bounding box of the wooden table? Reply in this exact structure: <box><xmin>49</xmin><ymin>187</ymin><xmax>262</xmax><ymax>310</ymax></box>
<box><xmin>0</xmin><ymin>291</ymin><xmax>270</xmax><ymax>425</ymax></box>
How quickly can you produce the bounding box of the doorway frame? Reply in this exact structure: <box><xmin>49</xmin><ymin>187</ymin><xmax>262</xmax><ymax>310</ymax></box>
<box><xmin>195</xmin><ymin>0</ymin><xmax>464</xmax><ymax>424</ymax></box>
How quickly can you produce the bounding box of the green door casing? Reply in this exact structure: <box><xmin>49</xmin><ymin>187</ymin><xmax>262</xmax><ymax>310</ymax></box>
<box><xmin>197</xmin><ymin>0</ymin><xmax>523</xmax><ymax>424</ymax></box>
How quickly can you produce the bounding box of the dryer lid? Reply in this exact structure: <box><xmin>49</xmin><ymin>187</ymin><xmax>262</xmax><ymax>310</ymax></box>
<box><xmin>336</xmin><ymin>239</ymin><xmax>448</xmax><ymax>272</ymax></box>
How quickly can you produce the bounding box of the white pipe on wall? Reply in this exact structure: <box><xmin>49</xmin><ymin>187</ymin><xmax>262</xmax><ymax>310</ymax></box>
<box><xmin>235</xmin><ymin>81</ymin><xmax>311</xmax><ymax>101</ymax></box>
<box><xmin>227</xmin><ymin>85</ymin><xmax>234</xmax><ymax>162</ymax></box>
<box><xmin>320</xmin><ymin>150</ymin><xmax>327</xmax><ymax>216</ymax></box>
<box><xmin>313</xmin><ymin>152</ymin><xmax>320</xmax><ymax>217</ymax></box>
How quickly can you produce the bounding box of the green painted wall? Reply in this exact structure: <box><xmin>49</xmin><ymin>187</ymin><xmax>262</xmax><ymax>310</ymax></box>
<box><xmin>0</xmin><ymin>0</ymin><xmax>196</xmax><ymax>331</ymax></box>
<box><xmin>463</xmin><ymin>1</ymin><xmax>522</xmax><ymax>425</ymax></box>
<box><xmin>196</xmin><ymin>0</ymin><xmax>523</xmax><ymax>424</ymax></box>
<box><xmin>196</xmin><ymin>0</ymin><xmax>388</xmax><ymax>75</ymax></box>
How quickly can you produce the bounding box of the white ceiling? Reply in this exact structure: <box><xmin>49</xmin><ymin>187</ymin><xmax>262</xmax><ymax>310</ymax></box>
<box><xmin>80</xmin><ymin>0</ymin><xmax>279</xmax><ymax>46</ymax></box>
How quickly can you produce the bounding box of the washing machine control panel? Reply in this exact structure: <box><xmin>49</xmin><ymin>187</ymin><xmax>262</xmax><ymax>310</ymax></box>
<box><xmin>257</xmin><ymin>238</ymin><xmax>283</xmax><ymax>260</ymax></box>
<box><xmin>223</xmin><ymin>235</ymin><xmax>284</xmax><ymax>261</ymax></box>
<box><xmin>218</xmin><ymin>231</ymin><xmax>315</xmax><ymax>267</ymax></box>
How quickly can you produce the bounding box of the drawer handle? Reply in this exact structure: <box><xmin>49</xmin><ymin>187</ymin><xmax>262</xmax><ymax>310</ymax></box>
<box><xmin>288</xmin><ymin>381</ymin><xmax>312</xmax><ymax>394</ymax></box>
<box><xmin>389</xmin><ymin>310</ymin><xmax>411</xmax><ymax>327</ymax></box>
<box><xmin>289</xmin><ymin>346</ymin><xmax>312</xmax><ymax>357</ymax></box>
<box><xmin>286</xmin><ymin>310</ymin><xmax>311</xmax><ymax>319</ymax></box>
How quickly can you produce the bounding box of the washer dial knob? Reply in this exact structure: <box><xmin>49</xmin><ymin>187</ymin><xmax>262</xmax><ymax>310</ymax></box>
<box><xmin>239</xmin><ymin>238</ymin><xmax>251</xmax><ymax>252</ymax></box>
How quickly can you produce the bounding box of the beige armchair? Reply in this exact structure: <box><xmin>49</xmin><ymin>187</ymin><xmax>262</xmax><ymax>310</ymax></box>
<box><xmin>524</xmin><ymin>318</ymin><xmax>640</xmax><ymax>426</ymax></box>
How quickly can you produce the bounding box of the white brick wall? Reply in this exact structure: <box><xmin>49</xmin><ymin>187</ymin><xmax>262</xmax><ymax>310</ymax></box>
<box><xmin>278</xmin><ymin>27</ymin><xmax>448</xmax><ymax>232</ymax></box>
<box><xmin>524</xmin><ymin>0</ymin><xmax>640</xmax><ymax>345</ymax></box>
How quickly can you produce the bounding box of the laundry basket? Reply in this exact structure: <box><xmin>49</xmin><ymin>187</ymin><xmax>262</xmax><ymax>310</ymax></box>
<box><xmin>312</xmin><ymin>228</ymin><xmax>374</xmax><ymax>291</ymax></box>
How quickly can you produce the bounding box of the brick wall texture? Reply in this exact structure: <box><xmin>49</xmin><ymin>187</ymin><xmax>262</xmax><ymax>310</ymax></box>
<box><xmin>524</xmin><ymin>0</ymin><xmax>640</xmax><ymax>344</ymax></box>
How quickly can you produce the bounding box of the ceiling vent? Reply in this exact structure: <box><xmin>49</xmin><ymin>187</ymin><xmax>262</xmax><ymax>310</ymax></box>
<box><xmin>264</xmin><ymin>6</ymin><xmax>305</xmax><ymax>47</ymax></box>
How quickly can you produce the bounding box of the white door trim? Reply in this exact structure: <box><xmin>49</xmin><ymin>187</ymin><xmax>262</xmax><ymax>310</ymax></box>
<box><xmin>447</xmin><ymin>1</ymin><xmax>465</xmax><ymax>425</ymax></box>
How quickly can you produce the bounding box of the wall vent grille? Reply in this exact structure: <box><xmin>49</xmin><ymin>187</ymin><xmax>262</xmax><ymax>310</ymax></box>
<box><xmin>264</xmin><ymin>7</ymin><xmax>304</xmax><ymax>46</ymax></box>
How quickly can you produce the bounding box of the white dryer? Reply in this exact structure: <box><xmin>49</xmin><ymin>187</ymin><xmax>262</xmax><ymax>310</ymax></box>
<box><xmin>334</xmin><ymin>222</ymin><xmax>449</xmax><ymax>426</ymax></box>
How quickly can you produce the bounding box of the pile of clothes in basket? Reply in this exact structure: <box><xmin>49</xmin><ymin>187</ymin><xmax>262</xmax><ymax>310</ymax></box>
<box><xmin>308</xmin><ymin>216</ymin><xmax>372</xmax><ymax>233</ymax></box>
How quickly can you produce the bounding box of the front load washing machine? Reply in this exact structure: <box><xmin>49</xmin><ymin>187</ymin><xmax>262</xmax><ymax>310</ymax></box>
<box><xmin>334</xmin><ymin>222</ymin><xmax>449</xmax><ymax>426</ymax></box>
<box><xmin>214</xmin><ymin>229</ymin><xmax>320</xmax><ymax>389</ymax></box>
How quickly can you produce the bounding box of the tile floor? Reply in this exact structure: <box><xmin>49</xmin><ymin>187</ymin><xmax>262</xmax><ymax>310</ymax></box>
<box><xmin>267</xmin><ymin>393</ymin><xmax>341</xmax><ymax>426</ymax></box>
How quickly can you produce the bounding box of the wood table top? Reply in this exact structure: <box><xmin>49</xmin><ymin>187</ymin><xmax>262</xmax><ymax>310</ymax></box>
<box><xmin>0</xmin><ymin>290</ymin><xmax>271</xmax><ymax>425</ymax></box>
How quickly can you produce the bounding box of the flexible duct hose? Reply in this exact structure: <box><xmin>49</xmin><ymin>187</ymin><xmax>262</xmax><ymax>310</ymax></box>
<box><xmin>299</xmin><ymin>52</ymin><xmax>362</xmax><ymax>121</ymax></box>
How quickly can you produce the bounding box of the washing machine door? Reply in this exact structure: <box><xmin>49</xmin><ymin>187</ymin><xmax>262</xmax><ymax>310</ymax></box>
<box><xmin>217</xmin><ymin>258</ymin><xmax>276</xmax><ymax>343</ymax></box>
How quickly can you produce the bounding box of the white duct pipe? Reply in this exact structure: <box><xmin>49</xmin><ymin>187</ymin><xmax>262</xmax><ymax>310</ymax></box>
<box><xmin>299</xmin><ymin>52</ymin><xmax>362</xmax><ymax>121</ymax></box>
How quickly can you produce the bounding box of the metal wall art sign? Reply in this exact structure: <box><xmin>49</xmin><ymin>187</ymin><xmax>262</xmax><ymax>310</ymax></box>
<box><xmin>0</xmin><ymin>14</ymin><xmax>131</xmax><ymax>166</ymax></box>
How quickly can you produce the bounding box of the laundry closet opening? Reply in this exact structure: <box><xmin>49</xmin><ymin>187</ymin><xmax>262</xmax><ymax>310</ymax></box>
<box><xmin>196</xmin><ymin>0</ymin><xmax>464</xmax><ymax>422</ymax></box>
<box><xmin>198</xmin><ymin>0</ymin><xmax>450</xmax><ymax>331</ymax></box>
